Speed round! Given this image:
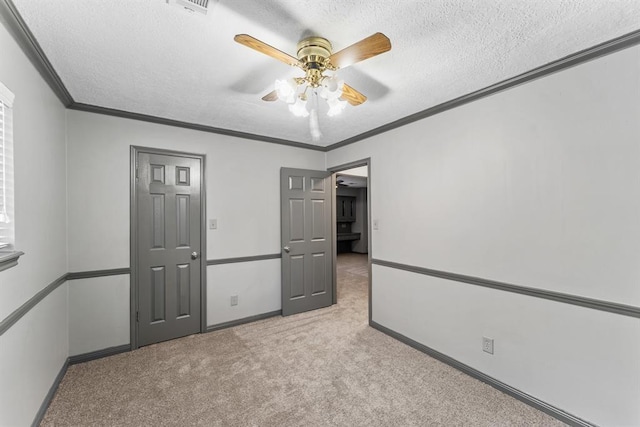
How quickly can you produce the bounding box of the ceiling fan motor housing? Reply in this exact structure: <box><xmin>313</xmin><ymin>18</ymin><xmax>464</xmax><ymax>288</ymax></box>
<box><xmin>297</xmin><ymin>37</ymin><xmax>333</xmax><ymax>86</ymax></box>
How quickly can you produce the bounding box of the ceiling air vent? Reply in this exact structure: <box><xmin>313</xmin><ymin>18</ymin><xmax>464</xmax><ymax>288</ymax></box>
<box><xmin>166</xmin><ymin>0</ymin><xmax>211</xmax><ymax>15</ymax></box>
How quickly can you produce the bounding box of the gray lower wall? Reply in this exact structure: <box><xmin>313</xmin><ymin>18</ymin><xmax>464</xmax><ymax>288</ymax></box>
<box><xmin>66</xmin><ymin>256</ymin><xmax>284</xmax><ymax>356</ymax></box>
<box><xmin>4</xmin><ymin>256</ymin><xmax>639</xmax><ymax>427</ymax></box>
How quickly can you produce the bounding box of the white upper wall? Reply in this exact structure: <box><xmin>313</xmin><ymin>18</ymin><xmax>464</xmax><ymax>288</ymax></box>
<box><xmin>0</xmin><ymin>22</ymin><xmax>68</xmax><ymax>319</ymax></box>
<box><xmin>329</xmin><ymin>44</ymin><xmax>640</xmax><ymax>307</ymax></box>
<box><xmin>65</xmin><ymin>110</ymin><xmax>326</xmax><ymax>271</ymax></box>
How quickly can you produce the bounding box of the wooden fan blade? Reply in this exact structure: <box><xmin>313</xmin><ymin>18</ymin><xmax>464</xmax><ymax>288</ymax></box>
<box><xmin>234</xmin><ymin>34</ymin><xmax>301</xmax><ymax>67</ymax></box>
<box><xmin>262</xmin><ymin>90</ymin><xmax>278</xmax><ymax>102</ymax></box>
<box><xmin>340</xmin><ymin>83</ymin><xmax>367</xmax><ymax>106</ymax></box>
<box><xmin>328</xmin><ymin>32</ymin><xmax>391</xmax><ymax>69</ymax></box>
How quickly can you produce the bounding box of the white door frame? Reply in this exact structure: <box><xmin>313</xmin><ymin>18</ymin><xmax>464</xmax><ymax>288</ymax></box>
<box><xmin>129</xmin><ymin>145</ymin><xmax>208</xmax><ymax>350</ymax></box>
<box><xmin>327</xmin><ymin>158</ymin><xmax>372</xmax><ymax>324</ymax></box>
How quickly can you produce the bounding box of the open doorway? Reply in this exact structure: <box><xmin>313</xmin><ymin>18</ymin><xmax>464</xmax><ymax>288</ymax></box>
<box><xmin>329</xmin><ymin>159</ymin><xmax>372</xmax><ymax>324</ymax></box>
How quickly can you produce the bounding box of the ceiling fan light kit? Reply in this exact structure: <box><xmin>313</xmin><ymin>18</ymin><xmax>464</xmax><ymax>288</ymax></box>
<box><xmin>234</xmin><ymin>32</ymin><xmax>391</xmax><ymax>140</ymax></box>
<box><xmin>288</xmin><ymin>95</ymin><xmax>309</xmax><ymax>118</ymax></box>
<box><xmin>274</xmin><ymin>79</ymin><xmax>297</xmax><ymax>104</ymax></box>
<box><xmin>272</xmin><ymin>36</ymin><xmax>348</xmax><ymax>118</ymax></box>
<box><xmin>274</xmin><ymin>75</ymin><xmax>346</xmax><ymax>118</ymax></box>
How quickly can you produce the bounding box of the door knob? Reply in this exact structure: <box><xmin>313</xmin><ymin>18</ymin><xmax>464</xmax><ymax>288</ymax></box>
<box><xmin>191</xmin><ymin>251</ymin><xmax>199</xmax><ymax>260</ymax></box>
<box><xmin>283</xmin><ymin>246</ymin><xmax>291</xmax><ymax>253</ymax></box>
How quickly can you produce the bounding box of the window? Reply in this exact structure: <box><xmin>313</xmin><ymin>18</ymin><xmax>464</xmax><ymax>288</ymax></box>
<box><xmin>0</xmin><ymin>81</ymin><xmax>15</xmax><ymax>250</ymax></box>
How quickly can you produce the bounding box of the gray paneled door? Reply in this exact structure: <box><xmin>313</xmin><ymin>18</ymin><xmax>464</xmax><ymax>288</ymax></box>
<box><xmin>281</xmin><ymin>168</ymin><xmax>333</xmax><ymax>316</ymax></box>
<box><xmin>136</xmin><ymin>151</ymin><xmax>203</xmax><ymax>347</ymax></box>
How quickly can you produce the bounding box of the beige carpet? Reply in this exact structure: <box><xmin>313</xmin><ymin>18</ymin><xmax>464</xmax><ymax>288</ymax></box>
<box><xmin>42</xmin><ymin>253</ymin><xmax>565</xmax><ymax>426</ymax></box>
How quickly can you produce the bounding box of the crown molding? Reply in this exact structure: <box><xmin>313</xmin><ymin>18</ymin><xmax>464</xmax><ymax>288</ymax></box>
<box><xmin>68</xmin><ymin>102</ymin><xmax>325</xmax><ymax>151</ymax></box>
<box><xmin>325</xmin><ymin>28</ymin><xmax>640</xmax><ymax>151</ymax></box>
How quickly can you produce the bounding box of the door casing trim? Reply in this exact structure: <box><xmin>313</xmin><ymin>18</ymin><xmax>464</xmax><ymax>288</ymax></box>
<box><xmin>129</xmin><ymin>146</ymin><xmax>207</xmax><ymax>350</ymax></box>
<box><xmin>327</xmin><ymin>158</ymin><xmax>372</xmax><ymax>324</ymax></box>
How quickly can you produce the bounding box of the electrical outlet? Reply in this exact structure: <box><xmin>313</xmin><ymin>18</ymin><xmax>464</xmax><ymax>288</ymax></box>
<box><xmin>230</xmin><ymin>295</ymin><xmax>238</xmax><ymax>306</ymax></box>
<box><xmin>209</xmin><ymin>219</ymin><xmax>217</xmax><ymax>230</ymax></box>
<box><xmin>482</xmin><ymin>337</ymin><xmax>494</xmax><ymax>354</ymax></box>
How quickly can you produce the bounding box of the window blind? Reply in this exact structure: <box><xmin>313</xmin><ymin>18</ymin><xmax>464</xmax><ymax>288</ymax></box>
<box><xmin>0</xmin><ymin>100</ymin><xmax>14</xmax><ymax>249</ymax></box>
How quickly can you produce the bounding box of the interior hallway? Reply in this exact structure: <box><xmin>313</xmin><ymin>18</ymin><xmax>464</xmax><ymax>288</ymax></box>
<box><xmin>41</xmin><ymin>254</ymin><xmax>563</xmax><ymax>426</ymax></box>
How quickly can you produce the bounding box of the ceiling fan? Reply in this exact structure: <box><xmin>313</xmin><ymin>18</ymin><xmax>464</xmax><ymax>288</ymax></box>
<box><xmin>234</xmin><ymin>32</ymin><xmax>392</xmax><ymax>125</ymax></box>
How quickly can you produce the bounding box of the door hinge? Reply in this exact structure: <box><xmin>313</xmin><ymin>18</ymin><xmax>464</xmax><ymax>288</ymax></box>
<box><xmin>136</xmin><ymin>311</ymin><xmax>139</xmax><ymax>322</ymax></box>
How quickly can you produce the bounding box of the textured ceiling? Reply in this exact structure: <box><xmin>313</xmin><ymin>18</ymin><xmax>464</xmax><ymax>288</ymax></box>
<box><xmin>10</xmin><ymin>0</ymin><xmax>640</xmax><ymax>147</ymax></box>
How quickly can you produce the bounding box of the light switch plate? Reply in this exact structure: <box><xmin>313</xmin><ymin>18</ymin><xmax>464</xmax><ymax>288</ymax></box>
<box><xmin>373</xmin><ymin>219</ymin><xmax>379</xmax><ymax>230</ymax></box>
<box><xmin>209</xmin><ymin>219</ymin><xmax>217</xmax><ymax>230</ymax></box>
